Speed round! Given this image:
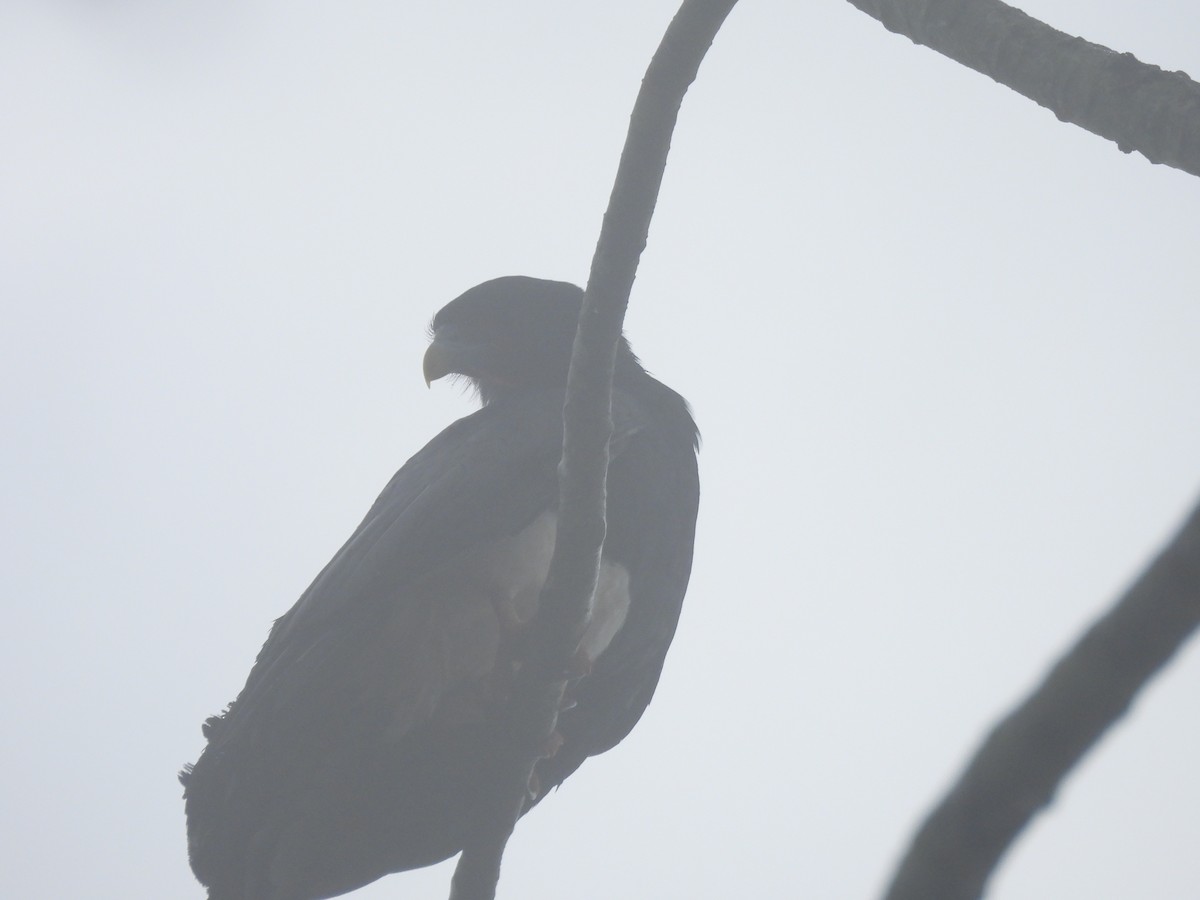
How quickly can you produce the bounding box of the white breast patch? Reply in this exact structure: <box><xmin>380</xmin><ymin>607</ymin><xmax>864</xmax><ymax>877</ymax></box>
<box><xmin>480</xmin><ymin>510</ymin><xmax>630</xmax><ymax>663</ymax></box>
<box><xmin>579</xmin><ymin>561</ymin><xmax>630</xmax><ymax>664</ymax></box>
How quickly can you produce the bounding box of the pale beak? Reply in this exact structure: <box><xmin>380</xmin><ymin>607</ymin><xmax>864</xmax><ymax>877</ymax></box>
<box><xmin>422</xmin><ymin>339</ymin><xmax>455</xmax><ymax>388</ymax></box>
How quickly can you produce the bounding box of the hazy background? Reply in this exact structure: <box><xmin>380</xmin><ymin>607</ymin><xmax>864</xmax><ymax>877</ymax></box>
<box><xmin>3</xmin><ymin>2</ymin><xmax>1198</xmax><ymax>897</ymax></box>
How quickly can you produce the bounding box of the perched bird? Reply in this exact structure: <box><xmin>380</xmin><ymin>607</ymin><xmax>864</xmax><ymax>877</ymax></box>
<box><xmin>181</xmin><ymin>276</ymin><xmax>700</xmax><ymax>900</ymax></box>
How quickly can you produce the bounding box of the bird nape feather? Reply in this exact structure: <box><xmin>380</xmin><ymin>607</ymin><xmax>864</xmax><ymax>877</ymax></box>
<box><xmin>181</xmin><ymin>276</ymin><xmax>699</xmax><ymax>900</ymax></box>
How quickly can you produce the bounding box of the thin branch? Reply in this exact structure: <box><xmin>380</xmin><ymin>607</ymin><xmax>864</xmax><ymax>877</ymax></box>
<box><xmin>447</xmin><ymin>3</ymin><xmax>739</xmax><ymax>898</ymax></box>
<box><xmin>883</xmin><ymin>496</ymin><xmax>1200</xmax><ymax>900</ymax></box>
<box><xmin>845</xmin><ymin>0</ymin><xmax>1200</xmax><ymax>177</ymax></box>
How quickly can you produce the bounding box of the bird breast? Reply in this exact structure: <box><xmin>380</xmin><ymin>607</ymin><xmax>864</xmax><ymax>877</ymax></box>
<box><xmin>364</xmin><ymin>510</ymin><xmax>630</xmax><ymax>740</ymax></box>
<box><xmin>482</xmin><ymin>510</ymin><xmax>631</xmax><ymax>661</ymax></box>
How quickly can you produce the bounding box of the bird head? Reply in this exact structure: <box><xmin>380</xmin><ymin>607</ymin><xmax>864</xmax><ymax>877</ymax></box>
<box><xmin>424</xmin><ymin>276</ymin><xmax>635</xmax><ymax>404</ymax></box>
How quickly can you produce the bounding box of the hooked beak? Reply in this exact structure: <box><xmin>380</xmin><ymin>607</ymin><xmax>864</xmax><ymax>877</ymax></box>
<box><xmin>422</xmin><ymin>338</ymin><xmax>459</xmax><ymax>388</ymax></box>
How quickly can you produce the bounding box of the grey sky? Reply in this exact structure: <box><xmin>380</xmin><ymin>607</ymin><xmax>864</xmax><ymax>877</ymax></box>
<box><xmin>2</xmin><ymin>2</ymin><xmax>1198</xmax><ymax>898</ymax></box>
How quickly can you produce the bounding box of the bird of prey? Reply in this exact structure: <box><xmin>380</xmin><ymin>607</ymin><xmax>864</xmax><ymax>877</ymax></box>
<box><xmin>181</xmin><ymin>276</ymin><xmax>700</xmax><ymax>900</ymax></box>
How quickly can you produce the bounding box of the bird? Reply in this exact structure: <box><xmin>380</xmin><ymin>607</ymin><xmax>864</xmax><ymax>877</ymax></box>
<box><xmin>180</xmin><ymin>276</ymin><xmax>700</xmax><ymax>900</ymax></box>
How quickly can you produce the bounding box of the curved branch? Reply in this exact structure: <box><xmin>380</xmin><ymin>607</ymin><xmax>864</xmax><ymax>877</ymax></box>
<box><xmin>448</xmin><ymin>3</ymin><xmax>738</xmax><ymax>898</ymax></box>
<box><xmin>845</xmin><ymin>0</ymin><xmax>1200</xmax><ymax>177</ymax></box>
<box><xmin>883</xmin><ymin>496</ymin><xmax>1200</xmax><ymax>900</ymax></box>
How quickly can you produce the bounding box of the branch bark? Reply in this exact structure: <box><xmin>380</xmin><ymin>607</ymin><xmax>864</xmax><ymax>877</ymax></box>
<box><xmin>882</xmin><ymin>496</ymin><xmax>1200</xmax><ymax>900</ymax></box>
<box><xmin>447</xmin><ymin>3</ymin><xmax>739</xmax><ymax>898</ymax></box>
<box><xmin>845</xmin><ymin>0</ymin><xmax>1200</xmax><ymax>177</ymax></box>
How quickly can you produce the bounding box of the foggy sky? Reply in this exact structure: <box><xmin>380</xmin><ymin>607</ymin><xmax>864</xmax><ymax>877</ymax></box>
<box><xmin>2</xmin><ymin>2</ymin><xmax>1198</xmax><ymax>898</ymax></box>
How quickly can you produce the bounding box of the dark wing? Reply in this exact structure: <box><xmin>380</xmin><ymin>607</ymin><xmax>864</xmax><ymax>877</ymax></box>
<box><xmin>235</xmin><ymin>394</ymin><xmax>565</xmax><ymax>716</ymax></box>
<box><xmin>184</xmin><ymin>391</ymin><xmax>569</xmax><ymax>898</ymax></box>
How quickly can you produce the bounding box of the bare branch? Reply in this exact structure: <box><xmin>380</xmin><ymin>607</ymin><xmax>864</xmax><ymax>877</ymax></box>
<box><xmin>845</xmin><ymin>0</ymin><xmax>1200</xmax><ymax>177</ymax></box>
<box><xmin>448</xmin><ymin>3</ymin><xmax>738</xmax><ymax>898</ymax></box>
<box><xmin>883</xmin><ymin>497</ymin><xmax>1200</xmax><ymax>900</ymax></box>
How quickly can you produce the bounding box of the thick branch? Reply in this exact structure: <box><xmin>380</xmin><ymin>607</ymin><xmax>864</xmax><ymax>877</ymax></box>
<box><xmin>448</xmin><ymin>3</ymin><xmax>738</xmax><ymax>898</ymax></box>
<box><xmin>883</xmin><ymin>496</ymin><xmax>1200</xmax><ymax>900</ymax></box>
<box><xmin>845</xmin><ymin>0</ymin><xmax>1200</xmax><ymax>177</ymax></box>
